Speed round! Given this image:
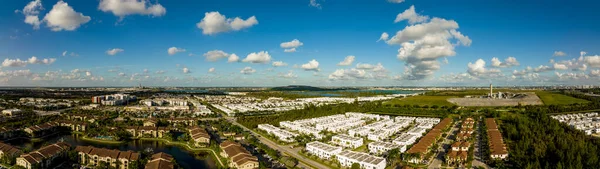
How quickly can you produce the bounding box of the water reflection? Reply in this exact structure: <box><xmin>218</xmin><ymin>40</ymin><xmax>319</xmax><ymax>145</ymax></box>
<box><xmin>8</xmin><ymin>134</ymin><xmax>217</xmax><ymax>169</ymax></box>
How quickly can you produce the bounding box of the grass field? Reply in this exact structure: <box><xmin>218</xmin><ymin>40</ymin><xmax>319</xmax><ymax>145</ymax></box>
<box><xmin>535</xmin><ymin>91</ymin><xmax>590</xmax><ymax>105</ymax></box>
<box><xmin>384</xmin><ymin>95</ymin><xmax>456</xmax><ymax>107</ymax></box>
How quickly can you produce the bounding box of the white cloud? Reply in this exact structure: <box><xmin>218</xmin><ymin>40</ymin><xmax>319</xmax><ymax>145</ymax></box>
<box><xmin>85</xmin><ymin>71</ymin><xmax>92</xmax><ymax>77</ymax></box>
<box><xmin>27</xmin><ymin>56</ymin><xmax>56</xmax><ymax>65</ymax></box>
<box><xmin>590</xmin><ymin>69</ymin><xmax>600</xmax><ymax>77</ymax></box>
<box><xmin>377</xmin><ymin>32</ymin><xmax>389</xmax><ymax>42</ymax></box>
<box><xmin>203</xmin><ymin>50</ymin><xmax>231</xmax><ymax>61</ymax></box>
<box><xmin>272</xmin><ymin>61</ymin><xmax>288</xmax><ymax>67</ymax></box>
<box><xmin>182</xmin><ymin>67</ymin><xmax>190</xmax><ymax>74</ymax></box>
<box><xmin>43</xmin><ymin>1</ymin><xmax>91</xmax><ymax>31</ymax></box>
<box><xmin>242</xmin><ymin>51</ymin><xmax>271</xmax><ymax>64</ymax></box>
<box><xmin>280</xmin><ymin>71</ymin><xmax>297</xmax><ymax>79</ymax></box>
<box><xmin>2</xmin><ymin>59</ymin><xmax>28</xmax><ymax>67</ymax></box>
<box><xmin>467</xmin><ymin>59</ymin><xmax>501</xmax><ymax>76</ymax></box>
<box><xmin>583</xmin><ymin>55</ymin><xmax>600</xmax><ymax>68</ymax></box>
<box><xmin>240</xmin><ymin>67</ymin><xmax>256</xmax><ymax>74</ymax></box>
<box><xmin>555</xmin><ymin>72</ymin><xmax>588</xmax><ymax>80</ymax></box>
<box><xmin>196</xmin><ymin>11</ymin><xmax>258</xmax><ymax>35</ymax></box>
<box><xmin>155</xmin><ymin>70</ymin><xmax>165</xmax><ymax>74</ymax></box>
<box><xmin>228</xmin><ymin>54</ymin><xmax>240</xmax><ymax>63</ymax></box>
<box><xmin>208</xmin><ymin>67</ymin><xmax>215</xmax><ymax>73</ymax></box>
<box><xmin>284</xmin><ymin>48</ymin><xmax>297</xmax><ymax>53</ymax></box>
<box><xmin>394</xmin><ymin>5</ymin><xmax>429</xmax><ymax>25</ymax></box>
<box><xmin>106</xmin><ymin>48</ymin><xmax>124</xmax><ymax>55</ymax></box>
<box><xmin>99</xmin><ymin>0</ymin><xmax>166</xmax><ymax>18</ymax></box>
<box><xmin>168</xmin><ymin>47</ymin><xmax>186</xmax><ymax>55</ymax></box>
<box><xmin>388</xmin><ymin>0</ymin><xmax>405</xmax><ymax>3</ymax></box>
<box><xmin>281</xmin><ymin>39</ymin><xmax>303</xmax><ymax>48</ymax></box>
<box><xmin>356</xmin><ymin>63</ymin><xmax>375</xmax><ymax>69</ymax></box>
<box><xmin>21</xmin><ymin>0</ymin><xmax>44</xmax><ymax>29</ymax></box>
<box><xmin>143</xmin><ymin>69</ymin><xmax>148</xmax><ymax>73</ymax></box>
<box><xmin>118</xmin><ymin>72</ymin><xmax>126</xmax><ymax>77</ymax></box>
<box><xmin>553</xmin><ymin>63</ymin><xmax>569</xmax><ymax>70</ymax></box>
<box><xmin>491</xmin><ymin>56</ymin><xmax>519</xmax><ymax>68</ymax></box>
<box><xmin>301</xmin><ymin>59</ymin><xmax>320</xmax><ymax>71</ymax></box>
<box><xmin>338</xmin><ymin>55</ymin><xmax>355</xmax><ymax>66</ymax></box>
<box><xmin>533</xmin><ymin>65</ymin><xmax>553</xmax><ymax>73</ymax></box>
<box><xmin>309</xmin><ymin>0</ymin><xmax>322</xmax><ymax>9</ymax></box>
<box><xmin>385</xmin><ymin>6</ymin><xmax>471</xmax><ymax>80</ymax></box>
<box><xmin>62</xmin><ymin>51</ymin><xmax>67</xmax><ymax>56</ymax></box>
<box><xmin>553</xmin><ymin>51</ymin><xmax>567</xmax><ymax>57</ymax></box>
<box><xmin>328</xmin><ymin>68</ymin><xmax>367</xmax><ymax>80</ymax></box>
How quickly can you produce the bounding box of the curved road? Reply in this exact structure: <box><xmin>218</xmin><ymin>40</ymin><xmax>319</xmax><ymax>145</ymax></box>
<box><xmin>226</xmin><ymin>118</ymin><xmax>330</xmax><ymax>169</ymax></box>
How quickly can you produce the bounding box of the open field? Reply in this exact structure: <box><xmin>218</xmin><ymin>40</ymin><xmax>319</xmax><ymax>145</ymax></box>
<box><xmin>427</xmin><ymin>89</ymin><xmax>539</xmax><ymax>97</ymax></box>
<box><xmin>447</xmin><ymin>92</ymin><xmax>543</xmax><ymax>107</ymax></box>
<box><xmin>535</xmin><ymin>91</ymin><xmax>590</xmax><ymax>105</ymax></box>
<box><xmin>383</xmin><ymin>96</ymin><xmax>456</xmax><ymax>107</ymax></box>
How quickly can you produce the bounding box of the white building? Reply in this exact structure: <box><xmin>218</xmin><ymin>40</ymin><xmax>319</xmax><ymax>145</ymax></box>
<box><xmin>2</xmin><ymin>109</ymin><xmax>22</xmax><ymax>117</ymax></box>
<box><xmin>257</xmin><ymin>124</ymin><xmax>299</xmax><ymax>142</ymax></box>
<box><xmin>368</xmin><ymin>141</ymin><xmax>402</xmax><ymax>154</ymax></box>
<box><xmin>336</xmin><ymin>150</ymin><xmax>386</xmax><ymax>169</ymax></box>
<box><xmin>332</xmin><ymin>134</ymin><xmax>363</xmax><ymax>148</ymax></box>
<box><xmin>305</xmin><ymin>141</ymin><xmax>342</xmax><ymax>160</ymax></box>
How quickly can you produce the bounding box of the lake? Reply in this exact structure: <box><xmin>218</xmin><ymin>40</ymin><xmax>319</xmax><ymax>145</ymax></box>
<box><xmin>7</xmin><ymin>134</ymin><xmax>217</xmax><ymax>169</ymax></box>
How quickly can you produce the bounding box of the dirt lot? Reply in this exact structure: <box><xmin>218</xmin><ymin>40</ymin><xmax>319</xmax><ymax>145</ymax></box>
<box><xmin>447</xmin><ymin>92</ymin><xmax>543</xmax><ymax>107</ymax></box>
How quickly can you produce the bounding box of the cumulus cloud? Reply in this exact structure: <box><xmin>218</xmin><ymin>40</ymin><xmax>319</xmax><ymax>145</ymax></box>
<box><xmin>196</xmin><ymin>11</ymin><xmax>258</xmax><ymax>35</ymax></box>
<box><xmin>280</xmin><ymin>39</ymin><xmax>303</xmax><ymax>52</ymax></box>
<box><xmin>491</xmin><ymin>56</ymin><xmax>519</xmax><ymax>68</ymax></box>
<box><xmin>228</xmin><ymin>54</ymin><xmax>240</xmax><ymax>63</ymax></box>
<box><xmin>553</xmin><ymin>51</ymin><xmax>567</xmax><ymax>57</ymax></box>
<box><xmin>99</xmin><ymin>0</ymin><xmax>166</xmax><ymax>18</ymax></box>
<box><xmin>43</xmin><ymin>1</ymin><xmax>91</xmax><ymax>31</ymax></box>
<box><xmin>272</xmin><ymin>61</ymin><xmax>288</xmax><ymax>67</ymax></box>
<box><xmin>328</xmin><ymin>68</ymin><xmax>367</xmax><ymax>80</ymax></box>
<box><xmin>377</xmin><ymin>32</ymin><xmax>389</xmax><ymax>42</ymax></box>
<box><xmin>388</xmin><ymin>0</ymin><xmax>405</xmax><ymax>3</ymax></box>
<box><xmin>338</xmin><ymin>55</ymin><xmax>355</xmax><ymax>66</ymax></box>
<box><xmin>301</xmin><ymin>59</ymin><xmax>320</xmax><ymax>71</ymax></box>
<box><xmin>309</xmin><ymin>0</ymin><xmax>322</xmax><ymax>9</ymax></box>
<box><xmin>242</xmin><ymin>51</ymin><xmax>271</xmax><ymax>64</ymax></box>
<box><xmin>62</xmin><ymin>51</ymin><xmax>78</xmax><ymax>57</ymax></box>
<box><xmin>106</xmin><ymin>48</ymin><xmax>124</xmax><ymax>55</ymax></box>
<box><xmin>467</xmin><ymin>59</ymin><xmax>501</xmax><ymax>76</ymax></box>
<box><xmin>590</xmin><ymin>69</ymin><xmax>600</xmax><ymax>77</ymax></box>
<box><xmin>182</xmin><ymin>67</ymin><xmax>190</xmax><ymax>74</ymax></box>
<box><xmin>555</xmin><ymin>72</ymin><xmax>588</xmax><ymax>80</ymax></box>
<box><xmin>394</xmin><ymin>5</ymin><xmax>429</xmax><ymax>25</ymax></box>
<box><xmin>155</xmin><ymin>70</ymin><xmax>165</xmax><ymax>74</ymax></box>
<box><xmin>168</xmin><ymin>47</ymin><xmax>186</xmax><ymax>55</ymax></box>
<box><xmin>240</xmin><ymin>67</ymin><xmax>256</xmax><ymax>74</ymax></box>
<box><xmin>284</xmin><ymin>48</ymin><xmax>297</xmax><ymax>53</ymax></box>
<box><xmin>356</xmin><ymin>63</ymin><xmax>375</xmax><ymax>69</ymax></box>
<box><xmin>208</xmin><ymin>67</ymin><xmax>215</xmax><ymax>73</ymax></box>
<box><xmin>2</xmin><ymin>56</ymin><xmax>56</xmax><ymax>67</ymax></box>
<box><xmin>280</xmin><ymin>71</ymin><xmax>297</xmax><ymax>79</ymax></box>
<box><xmin>20</xmin><ymin>0</ymin><xmax>44</xmax><ymax>29</ymax></box>
<box><xmin>85</xmin><ymin>71</ymin><xmax>92</xmax><ymax>77</ymax></box>
<box><xmin>385</xmin><ymin>6</ymin><xmax>471</xmax><ymax>80</ymax></box>
<box><xmin>203</xmin><ymin>50</ymin><xmax>231</xmax><ymax>61</ymax></box>
<box><xmin>583</xmin><ymin>55</ymin><xmax>600</xmax><ymax>68</ymax></box>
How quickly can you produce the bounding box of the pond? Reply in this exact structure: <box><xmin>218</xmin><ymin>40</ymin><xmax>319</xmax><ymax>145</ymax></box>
<box><xmin>7</xmin><ymin>134</ymin><xmax>217</xmax><ymax>169</ymax></box>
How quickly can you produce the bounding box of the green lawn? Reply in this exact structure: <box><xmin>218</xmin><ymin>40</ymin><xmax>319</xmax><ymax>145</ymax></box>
<box><xmin>535</xmin><ymin>91</ymin><xmax>590</xmax><ymax>105</ymax></box>
<box><xmin>383</xmin><ymin>95</ymin><xmax>456</xmax><ymax>107</ymax></box>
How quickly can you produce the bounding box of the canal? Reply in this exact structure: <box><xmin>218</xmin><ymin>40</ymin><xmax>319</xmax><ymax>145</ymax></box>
<box><xmin>7</xmin><ymin>134</ymin><xmax>218</xmax><ymax>169</ymax></box>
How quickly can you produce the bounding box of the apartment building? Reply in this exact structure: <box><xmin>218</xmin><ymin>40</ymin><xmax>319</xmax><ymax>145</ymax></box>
<box><xmin>219</xmin><ymin>141</ymin><xmax>259</xmax><ymax>169</ymax></box>
<box><xmin>74</xmin><ymin>146</ymin><xmax>140</xmax><ymax>169</ymax></box>
<box><xmin>0</xmin><ymin>142</ymin><xmax>22</xmax><ymax>162</ymax></box>
<box><xmin>331</xmin><ymin>134</ymin><xmax>363</xmax><ymax>148</ymax></box>
<box><xmin>257</xmin><ymin>124</ymin><xmax>298</xmax><ymax>142</ymax></box>
<box><xmin>189</xmin><ymin>127</ymin><xmax>210</xmax><ymax>147</ymax></box>
<box><xmin>336</xmin><ymin>150</ymin><xmax>386</xmax><ymax>169</ymax></box>
<box><xmin>486</xmin><ymin>118</ymin><xmax>508</xmax><ymax>159</ymax></box>
<box><xmin>125</xmin><ymin>126</ymin><xmax>170</xmax><ymax>138</ymax></box>
<box><xmin>16</xmin><ymin>142</ymin><xmax>70</xmax><ymax>169</ymax></box>
<box><xmin>305</xmin><ymin>141</ymin><xmax>342</xmax><ymax>160</ymax></box>
<box><xmin>368</xmin><ymin>142</ymin><xmax>402</xmax><ymax>155</ymax></box>
<box><xmin>145</xmin><ymin>152</ymin><xmax>175</xmax><ymax>169</ymax></box>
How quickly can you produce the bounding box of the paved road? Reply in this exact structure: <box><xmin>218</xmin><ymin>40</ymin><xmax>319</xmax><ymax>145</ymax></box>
<box><xmin>472</xmin><ymin>118</ymin><xmax>490</xmax><ymax>169</ymax></box>
<box><xmin>226</xmin><ymin>118</ymin><xmax>329</xmax><ymax>169</ymax></box>
<box><xmin>428</xmin><ymin>121</ymin><xmax>460</xmax><ymax>169</ymax></box>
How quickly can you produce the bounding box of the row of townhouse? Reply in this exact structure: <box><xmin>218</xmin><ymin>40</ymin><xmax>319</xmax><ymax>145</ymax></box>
<box><xmin>257</xmin><ymin>124</ymin><xmax>298</xmax><ymax>142</ymax></box>
<box><xmin>0</xmin><ymin>141</ymin><xmax>22</xmax><ymax>163</ymax></box>
<box><xmin>406</xmin><ymin>118</ymin><xmax>453</xmax><ymax>164</ymax></box>
<box><xmin>446</xmin><ymin>141</ymin><xmax>470</xmax><ymax>165</ymax></box>
<box><xmin>145</xmin><ymin>152</ymin><xmax>175</xmax><ymax>169</ymax></box>
<box><xmin>367</xmin><ymin>122</ymin><xmax>410</xmax><ymax>141</ymax></box>
<box><xmin>346</xmin><ymin>112</ymin><xmax>389</xmax><ymax>121</ymax></box>
<box><xmin>125</xmin><ymin>126</ymin><xmax>170</xmax><ymax>138</ymax></box>
<box><xmin>368</xmin><ymin>141</ymin><xmax>401</xmax><ymax>155</ymax></box>
<box><xmin>0</xmin><ymin>127</ymin><xmax>19</xmax><ymax>139</ymax></box>
<box><xmin>392</xmin><ymin>133</ymin><xmax>419</xmax><ymax>152</ymax></box>
<box><xmin>552</xmin><ymin>112</ymin><xmax>598</xmax><ymax>123</ymax></box>
<box><xmin>189</xmin><ymin>127</ymin><xmax>211</xmax><ymax>147</ymax></box>
<box><xmin>66</xmin><ymin>114</ymin><xmax>102</xmax><ymax>123</ymax></box>
<box><xmin>315</xmin><ymin>118</ymin><xmax>364</xmax><ymax>133</ymax></box>
<box><xmin>305</xmin><ymin>141</ymin><xmax>342</xmax><ymax>160</ymax></box>
<box><xmin>219</xmin><ymin>141</ymin><xmax>259</xmax><ymax>169</ymax></box>
<box><xmin>279</xmin><ymin>123</ymin><xmax>323</xmax><ymax>139</ymax></box>
<box><xmin>485</xmin><ymin>118</ymin><xmax>508</xmax><ymax>160</ymax></box>
<box><xmin>336</xmin><ymin>150</ymin><xmax>387</xmax><ymax>169</ymax></box>
<box><xmin>24</xmin><ymin>122</ymin><xmax>60</xmax><ymax>137</ymax></box>
<box><xmin>75</xmin><ymin>145</ymin><xmax>140</xmax><ymax>169</ymax></box>
<box><xmin>56</xmin><ymin>120</ymin><xmax>87</xmax><ymax>132</ymax></box>
<box><xmin>552</xmin><ymin>113</ymin><xmax>600</xmax><ymax>135</ymax></box>
<box><xmin>16</xmin><ymin>142</ymin><xmax>70</xmax><ymax>169</ymax></box>
<box><xmin>331</xmin><ymin>134</ymin><xmax>363</xmax><ymax>148</ymax></box>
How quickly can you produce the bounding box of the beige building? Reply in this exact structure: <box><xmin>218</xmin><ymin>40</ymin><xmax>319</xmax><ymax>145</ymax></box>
<box><xmin>75</xmin><ymin>146</ymin><xmax>140</xmax><ymax>169</ymax></box>
<box><xmin>220</xmin><ymin>141</ymin><xmax>258</xmax><ymax>169</ymax></box>
<box><xmin>145</xmin><ymin>152</ymin><xmax>175</xmax><ymax>169</ymax></box>
<box><xmin>16</xmin><ymin>142</ymin><xmax>70</xmax><ymax>169</ymax></box>
<box><xmin>125</xmin><ymin>126</ymin><xmax>170</xmax><ymax>138</ymax></box>
<box><xmin>189</xmin><ymin>127</ymin><xmax>210</xmax><ymax>147</ymax></box>
<box><xmin>0</xmin><ymin>142</ymin><xmax>22</xmax><ymax>163</ymax></box>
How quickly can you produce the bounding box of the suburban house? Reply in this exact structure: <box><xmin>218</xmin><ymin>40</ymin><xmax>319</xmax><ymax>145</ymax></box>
<box><xmin>0</xmin><ymin>142</ymin><xmax>22</xmax><ymax>163</ymax></box>
<box><xmin>189</xmin><ymin>127</ymin><xmax>210</xmax><ymax>147</ymax></box>
<box><xmin>143</xmin><ymin>119</ymin><xmax>158</xmax><ymax>127</ymax></box>
<box><xmin>75</xmin><ymin>145</ymin><xmax>140</xmax><ymax>169</ymax></box>
<box><xmin>16</xmin><ymin>142</ymin><xmax>70</xmax><ymax>169</ymax></box>
<box><xmin>219</xmin><ymin>141</ymin><xmax>259</xmax><ymax>169</ymax></box>
<box><xmin>24</xmin><ymin>122</ymin><xmax>59</xmax><ymax>137</ymax></box>
<box><xmin>125</xmin><ymin>126</ymin><xmax>170</xmax><ymax>138</ymax></box>
<box><xmin>56</xmin><ymin>120</ymin><xmax>87</xmax><ymax>132</ymax></box>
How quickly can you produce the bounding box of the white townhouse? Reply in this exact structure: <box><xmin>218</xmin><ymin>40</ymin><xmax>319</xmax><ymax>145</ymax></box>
<box><xmin>406</xmin><ymin>127</ymin><xmax>427</xmax><ymax>136</ymax></box>
<box><xmin>257</xmin><ymin>124</ymin><xmax>299</xmax><ymax>142</ymax></box>
<box><xmin>349</xmin><ymin>127</ymin><xmax>372</xmax><ymax>137</ymax></box>
<box><xmin>368</xmin><ymin>142</ymin><xmax>402</xmax><ymax>155</ymax></box>
<box><xmin>336</xmin><ymin>150</ymin><xmax>387</xmax><ymax>169</ymax></box>
<box><xmin>332</xmin><ymin>134</ymin><xmax>363</xmax><ymax>148</ymax></box>
<box><xmin>305</xmin><ymin>141</ymin><xmax>342</xmax><ymax>160</ymax></box>
<box><xmin>392</xmin><ymin>133</ymin><xmax>419</xmax><ymax>151</ymax></box>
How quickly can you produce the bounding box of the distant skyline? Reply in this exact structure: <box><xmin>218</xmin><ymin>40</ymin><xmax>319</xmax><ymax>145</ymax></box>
<box><xmin>1</xmin><ymin>0</ymin><xmax>599</xmax><ymax>87</ymax></box>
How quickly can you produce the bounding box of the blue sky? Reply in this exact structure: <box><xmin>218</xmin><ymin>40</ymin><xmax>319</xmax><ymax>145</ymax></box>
<box><xmin>1</xmin><ymin>0</ymin><xmax>599</xmax><ymax>87</ymax></box>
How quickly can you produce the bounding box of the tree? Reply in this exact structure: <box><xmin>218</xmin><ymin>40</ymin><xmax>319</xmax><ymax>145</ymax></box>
<box><xmin>351</xmin><ymin>163</ymin><xmax>360</xmax><ymax>169</ymax></box>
